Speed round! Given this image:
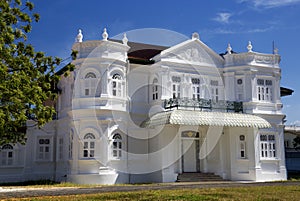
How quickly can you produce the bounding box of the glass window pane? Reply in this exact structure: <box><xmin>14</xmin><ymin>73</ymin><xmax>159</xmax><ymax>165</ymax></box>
<box><xmin>90</xmin><ymin>150</ymin><xmax>94</xmax><ymax>157</ymax></box>
<box><xmin>90</xmin><ymin>142</ymin><xmax>95</xmax><ymax>149</ymax></box>
<box><xmin>84</xmin><ymin>142</ymin><xmax>88</xmax><ymax>149</ymax></box>
<box><xmin>84</xmin><ymin>150</ymin><xmax>88</xmax><ymax>157</ymax></box>
<box><xmin>7</xmin><ymin>159</ymin><xmax>13</xmax><ymax>165</ymax></box>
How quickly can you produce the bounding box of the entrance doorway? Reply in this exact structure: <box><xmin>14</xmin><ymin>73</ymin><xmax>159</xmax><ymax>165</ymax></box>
<box><xmin>181</xmin><ymin>131</ymin><xmax>200</xmax><ymax>173</ymax></box>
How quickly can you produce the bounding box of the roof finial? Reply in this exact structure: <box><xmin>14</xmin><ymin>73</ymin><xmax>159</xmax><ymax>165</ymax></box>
<box><xmin>227</xmin><ymin>43</ymin><xmax>232</xmax><ymax>54</ymax></box>
<box><xmin>102</xmin><ymin>28</ymin><xmax>108</xmax><ymax>41</ymax></box>
<box><xmin>75</xmin><ymin>29</ymin><xmax>83</xmax><ymax>43</ymax></box>
<box><xmin>192</xmin><ymin>32</ymin><xmax>200</xmax><ymax>40</ymax></box>
<box><xmin>122</xmin><ymin>33</ymin><xmax>128</xmax><ymax>45</ymax></box>
<box><xmin>247</xmin><ymin>41</ymin><xmax>253</xmax><ymax>52</ymax></box>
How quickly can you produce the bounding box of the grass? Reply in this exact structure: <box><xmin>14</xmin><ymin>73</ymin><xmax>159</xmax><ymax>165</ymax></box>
<box><xmin>1</xmin><ymin>175</ymin><xmax>300</xmax><ymax>200</ymax></box>
<box><xmin>4</xmin><ymin>185</ymin><xmax>300</xmax><ymax>201</ymax></box>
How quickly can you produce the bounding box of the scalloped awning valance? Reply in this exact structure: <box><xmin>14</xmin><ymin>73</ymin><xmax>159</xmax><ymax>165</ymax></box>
<box><xmin>141</xmin><ymin>110</ymin><xmax>271</xmax><ymax>129</ymax></box>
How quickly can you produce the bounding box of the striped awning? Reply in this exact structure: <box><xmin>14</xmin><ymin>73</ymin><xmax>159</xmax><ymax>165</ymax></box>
<box><xmin>141</xmin><ymin>110</ymin><xmax>271</xmax><ymax>129</ymax></box>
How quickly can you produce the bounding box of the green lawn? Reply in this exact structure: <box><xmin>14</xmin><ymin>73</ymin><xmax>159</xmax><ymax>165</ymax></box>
<box><xmin>7</xmin><ymin>185</ymin><xmax>300</xmax><ymax>201</ymax></box>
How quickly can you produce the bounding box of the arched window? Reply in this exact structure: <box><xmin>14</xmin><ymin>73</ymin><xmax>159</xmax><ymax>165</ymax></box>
<box><xmin>83</xmin><ymin>133</ymin><xmax>95</xmax><ymax>158</ymax></box>
<box><xmin>84</xmin><ymin>72</ymin><xmax>97</xmax><ymax>96</ymax></box>
<box><xmin>1</xmin><ymin>144</ymin><xmax>14</xmax><ymax>166</ymax></box>
<box><xmin>112</xmin><ymin>73</ymin><xmax>122</xmax><ymax>97</ymax></box>
<box><xmin>152</xmin><ymin>78</ymin><xmax>158</xmax><ymax>100</ymax></box>
<box><xmin>111</xmin><ymin>133</ymin><xmax>122</xmax><ymax>159</ymax></box>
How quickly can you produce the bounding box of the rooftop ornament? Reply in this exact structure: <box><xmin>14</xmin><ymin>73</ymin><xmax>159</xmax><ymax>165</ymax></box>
<box><xmin>192</xmin><ymin>32</ymin><xmax>200</xmax><ymax>40</ymax></box>
<box><xmin>75</xmin><ymin>29</ymin><xmax>83</xmax><ymax>43</ymax></box>
<box><xmin>122</xmin><ymin>33</ymin><xmax>128</xmax><ymax>45</ymax></box>
<box><xmin>247</xmin><ymin>41</ymin><xmax>253</xmax><ymax>52</ymax></box>
<box><xmin>227</xmin><ymin>43</ymin><xmax>232</xmax><ymax>54</ymax></box>
<box><xmin>102</xmin><ymin>28</ymin><xmax>108</xmax><ymax>41</ymax></box>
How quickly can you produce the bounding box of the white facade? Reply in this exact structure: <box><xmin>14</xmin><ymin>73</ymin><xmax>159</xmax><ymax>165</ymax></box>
<box><xmin>0</xmin><ymin>30</ymin><xmax>287</xmax><ymax>184</ymax></box>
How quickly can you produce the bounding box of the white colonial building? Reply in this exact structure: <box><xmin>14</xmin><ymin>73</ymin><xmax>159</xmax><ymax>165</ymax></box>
<box><xmin>0</xmin><ymin>28</ymin><xmax>288</xmax><ymax>184</ymax></box>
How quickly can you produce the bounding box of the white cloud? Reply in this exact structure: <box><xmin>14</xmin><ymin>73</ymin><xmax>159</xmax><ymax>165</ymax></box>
<box><xmin>240</xmin><ymin>0</ymin><xmax>300</xmax><ymax>8</ymax></box>
<box><xmin>204</xmin><ymin>26</ymin><xmax>273</xmax><ymax>35</ymax></box>
<box><xmin>291</xmin><ymin>120</ymin><xmax>300</xmax><ymax>126</ymax></box>
<box><xmin>213</xmin><ymin>12</ymin><xmax>232</xmax><ymax>24</ymax></box>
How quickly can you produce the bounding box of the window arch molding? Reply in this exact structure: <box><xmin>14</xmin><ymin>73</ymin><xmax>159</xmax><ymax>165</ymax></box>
<box><xmin>85</xmin><ymin>72</ymin><xmax>96</xmax><ymax>79</ymax></box>
<box><xmin>109</xmin><ymin>68</ymin><xmax>124</xmax><ymax>78</ymax></box>
<box><xmin>81</xmin><ymin>68</ymin><xmax>101</xmax><ymax>79</ymax></box>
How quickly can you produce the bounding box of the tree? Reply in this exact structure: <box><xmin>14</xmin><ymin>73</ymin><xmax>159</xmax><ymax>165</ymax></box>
<box><xmin>293</xmin><ymin>136</ymin><xmax>300</xmax><ymax>149</ymax></box>
<box><xmin>0</xmin><ymin>0</ymin><xmax>75</xmax><ymax>145</ymax></box>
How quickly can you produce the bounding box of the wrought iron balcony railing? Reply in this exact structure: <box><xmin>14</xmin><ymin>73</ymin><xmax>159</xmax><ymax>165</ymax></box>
<box><xmin>163</xmin><ymin>98</ymin><xmax>243</xmax><ymax>113</ymax></box>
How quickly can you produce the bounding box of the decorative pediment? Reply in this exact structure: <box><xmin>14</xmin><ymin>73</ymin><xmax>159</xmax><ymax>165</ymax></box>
<box><xmin>158</xmin><ymin>39</ymin><xmax>224</xmax><ymax>67</ymax></box>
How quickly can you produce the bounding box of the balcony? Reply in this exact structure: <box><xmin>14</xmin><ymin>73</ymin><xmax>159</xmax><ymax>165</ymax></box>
<box><xmin>224</xmin><ymin>52</ymin><xmax>280</xmax><ymax>68</ymax></box>
<box><xmin>163</xmin><ymin>98</ymin><xmax>243</xmax><ymax>113</ymax></box>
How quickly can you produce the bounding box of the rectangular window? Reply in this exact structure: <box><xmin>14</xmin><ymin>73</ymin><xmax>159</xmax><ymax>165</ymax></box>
<box><xmin>112</xmin><ymin>81</ymin><xmax>117</xmax><ymax>96</ymax></box>
<box><xmin>211</xmin><ymin>87</ymin><xmax>219</xmax><ymax>102</ymax></box>
<box><xmin>172</xmin><ymin>84</ymin><xmax>180</xmax><ymax>99</ymax></box>
<box><xmin>210</xmin><ymin>80</ymin><xmax>219</xmax><ymax>102</ymax></box>
<box><xmin>112</xmin><ymin>81</ymin><xmax>122</xmax><ymax>97</ymax></box>
<box><xmin>83</xmin><ymin>139</ymin><xmax>95</xmax><ymax>158</ymax></box>
<box><xmin>69</xmin><ymin>133</ymin><xmax>73</xmax><ymax>159</ymax></box>
<box><xmin>260</xmin><ymin>134</ymin><xmax>276</xmax><ymax>159</ymax></box>
<box><xmin>192</xmin><ymin>86</ymin><xmax>200</xmax><ymax>100</ymax></box>
<box><xmin>85</xmin><ymin>89</ymin><xmax>89</xmax><ymax>96</ymax></box>
<box><xmin>152</xmin><ymin>85</ymin><xmax>158</xmax><ymax>100</ymax></box>
<box><xmin>257</xmin><ymin>79</ymin><xmax>273</xmax><ymax>102</ymax></box>
<box><xmin>239</xmin><ymin>135</ymin><xmax>246</xmax><ymax>159</ymax></box>
<box><xmin>240</xmin><ymin>142</ymin><xmax>246</xmax><ymax>158</ymax></box>
<box><xmin>1</xmin><ymin>150</ymin><xmax>13</xmax><ymax>166</ymax></box>
<box><xmin>58</xmin><ymin>138</ymin><xmax>63</xmax><ymax>160</ymax></box>
<box><xmin>37</xmin><ymin>138</ymin><xmax>51</xmax><ymax>161</ymax></box>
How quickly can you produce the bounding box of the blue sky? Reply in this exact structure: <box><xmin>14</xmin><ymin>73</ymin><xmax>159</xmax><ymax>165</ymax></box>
<box><xmin>28</xmin><ymin>0</ymin><xmax>300</xmax><ymax>125</ymax></box>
